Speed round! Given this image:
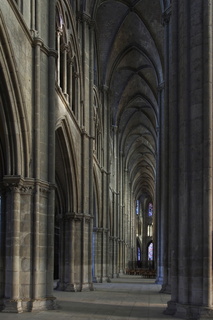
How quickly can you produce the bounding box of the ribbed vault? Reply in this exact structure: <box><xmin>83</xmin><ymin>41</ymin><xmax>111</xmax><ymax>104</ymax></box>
<box><xmin>92</xmin><ymin>0</ymin><xmax>164</xmax><ymax>202</ymax></box>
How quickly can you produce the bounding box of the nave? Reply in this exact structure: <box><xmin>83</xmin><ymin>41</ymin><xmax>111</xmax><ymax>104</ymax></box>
<box><xmin>1</xmin><ymin>275</ymin><xmax>182</xmax><ymax>320</ymax></box>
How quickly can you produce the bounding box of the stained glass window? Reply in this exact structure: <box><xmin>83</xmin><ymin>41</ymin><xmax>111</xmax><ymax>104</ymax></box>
<box><xmin>136</xmin><ymin>200</ymin><xmax>140</xmax><ymax>215</ymax></box>
<box><xmin>137</xmin><ymin>246</ymin><xmax>141</xmax><ymax>260</ymax></box>
<box><xmin>148</xmin><ymin>242</ymin><xmax>153</xmax><ymax>261</ymax></box>
<box><xmin>148</xmin><ymin>203</ymin><xmax>153</xmax><ymax>216</ymax></box>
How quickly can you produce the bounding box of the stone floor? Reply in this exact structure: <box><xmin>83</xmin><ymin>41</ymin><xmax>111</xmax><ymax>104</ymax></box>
<box><xmin>0</xmin><ymin>275</ymin><xmax>181</xmax><ymax>320</ymax></box>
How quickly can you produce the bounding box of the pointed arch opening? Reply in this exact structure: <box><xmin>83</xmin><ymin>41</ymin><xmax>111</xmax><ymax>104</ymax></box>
<box><xmin>54</xmin><ymin>121</ymin><xmax>79</xmax><ymax>289</ymax></box>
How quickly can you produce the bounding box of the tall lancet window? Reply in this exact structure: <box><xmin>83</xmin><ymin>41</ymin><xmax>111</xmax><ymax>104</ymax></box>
<box><xmin>148</xmin><ymin>203</ymin><xmax>153</xmax><ymax>217</ymax></box>
<box><xmin>148</xmin><ymin>242</ymin><xmax>153</xmax><ymax>261</ymax></box>
<box><xmin>55</xmin><ymin>4</ymin><xmax>79</xmax><ymax>119</ymax></box>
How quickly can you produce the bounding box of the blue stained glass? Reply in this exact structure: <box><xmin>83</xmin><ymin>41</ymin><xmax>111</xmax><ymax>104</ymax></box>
<box><xmin>136</xmin><ymin>200</ymin><xmax>139</xmax><ymax>215</ymax></box>
<box><xmin>137</xmin><ymin>247</ymin><xmax>141</xmax><ymax>260</ymax></box>
<box><xmin>148</xmin><ymin>203</ymin><xmax>153</xmax><ymax>216</ymax></box>
<box><xmin>148</xmin><ymin>242</ymin><xmax>153</xmax><ymax>261</ymax></box>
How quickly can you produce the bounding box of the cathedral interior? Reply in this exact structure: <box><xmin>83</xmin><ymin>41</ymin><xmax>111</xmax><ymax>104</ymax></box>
<box><xmin>0</xmin><ymin>0</ymin><xmax>213</xmax><ymax>319</ymax></box>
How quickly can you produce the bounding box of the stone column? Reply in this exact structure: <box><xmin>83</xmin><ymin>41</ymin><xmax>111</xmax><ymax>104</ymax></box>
<box><xmin>4</xmin><ymin>180</ymin><xmax>21</xmax><ymax>311</ymax></box>
<box><xmin>108</xmin><ymin>235</ymin><xmax>113</xmax><ymax>277</ymax></box>
<box><xmin>102</xmin><ymin>228</ymin><xmax>110</xmax><ymax>281</ymax></box>
<box><xmin>58</xmin><ymin>213</ymin><xmax>93</xmax><ymax>291</ymax></box>
<box><xmin>165</xmin><ymin>1</ymin><xmax>213</xmax><ymax>318</ymax></box>
<box><xmin>56</xmin><ymin>29</ymin><xmax>62</xmax><ymax>85</ymax></box>
<box><xmin>118</xmin><ymin>152</ymin><xmax>124</xmax><ymax>274</ymax></box>
<box><xmin>57</xmin><ymin>213</ymin><xmax>75</xmax><ymax>291</ymax></box>
<box><xmin>111</xmin><ymin>191</ymin><xmax>116</xmax><ymax>277</ymax></box>
<box><xmin>93</xmin><ymin>228</ymin><xmax>102</xmax><ymax>283</ymax></box>
<box><xmin>82</xmin><ymin>215</ymin><xmax>93</xmax><ymax>291</ymax></box>
<box><xmin>156</xmin><ymin>82</ymin><xmax>165</xmax><ymax>285</ymax></box>
<box><xmin>101</xmin><ymin>85</ymin><xmax>110</xmax><ymax>281</ymax></box>
<box><xmin>123</xmin><ymin>168</ymin><xmax>129</xmax><ymax>269</ymax></box>
<box><xmin>0</xmin><ymin>188</ymin><xmax>5</xmax><ymax>306</ymax></box>
<box><xmin>158</xmin><ymin>6</ymin><xmax>171</xmax><ymax>290</ymax></box>
<box><xmin>0</xmin><ymin>176</ymin><xmax>55</xmax><ymax>313</ymax></box>
<box><xmin>47</xmin><ymin>0</ymin><xmax>56</xmax><ymax>298</ymax></box>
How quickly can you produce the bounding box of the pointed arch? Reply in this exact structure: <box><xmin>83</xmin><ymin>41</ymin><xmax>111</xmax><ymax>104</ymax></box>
<box><xmin>54</xmin><ymin>117</ymin><xmax>80</xmax><ymax>283</ymax></box>
<box><xmin>0</xmin><ymin>9</ymin><xmax>30</xmax><ymax>177</ymax></box>
<box><xmin>55</xmin><ymin>117</ymin><xmax>79</xmax><ymax>213</ymax></box>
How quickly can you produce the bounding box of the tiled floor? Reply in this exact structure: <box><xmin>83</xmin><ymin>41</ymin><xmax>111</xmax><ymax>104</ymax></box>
<box><xmin>0</xmin><ymin>275</ymin><xmax>181</xmax><ymax>320</ymax></box>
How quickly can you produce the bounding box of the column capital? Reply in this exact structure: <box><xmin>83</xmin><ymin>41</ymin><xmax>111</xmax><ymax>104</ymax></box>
<box><xmin>3</xmin><ymin>175</ymin><xmax>35</xmax><ymax>194</ymax></box>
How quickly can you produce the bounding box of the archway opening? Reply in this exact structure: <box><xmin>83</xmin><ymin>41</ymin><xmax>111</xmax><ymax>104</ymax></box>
<box><xmin>54</xmin><ymin>126</ymin><xmax>74</xmax><ymax>288</ymax></box>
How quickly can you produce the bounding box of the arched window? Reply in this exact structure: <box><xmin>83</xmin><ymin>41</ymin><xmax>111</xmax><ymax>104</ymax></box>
<box><xmin>147</xmin><ymin>224</ymin><xmax>153</xmax><ymax>237</ymax></box>
<box><xmin>56</xmin><ymin>10</ymin><xmax>64</xmax><ymax>88</ymax></box>
<box><xmin>137</xmin><ymin>246</ymin><xmax>141</xmax><ymax>261</ymax></box>
<box><xmin>148</xmin><ymin>203</ymin><xmax>153</xmax><ymax>216</ymax></box>
<box><xmin>148</xmin><ymin>242</ymin><xmax>153</xmax><ymax>261</ymax></box>
<box><xmin>56</xmin><ymin>4</ymin><xmax>79</xmax><ymax>119</ymax></box>
<box><xmin>136</xmin><ymin>200</ymin><xmax>140</xmax><ymax>215</ymax></box>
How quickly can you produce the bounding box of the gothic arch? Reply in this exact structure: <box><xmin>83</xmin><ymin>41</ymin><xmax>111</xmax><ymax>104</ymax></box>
<box><xmin>55</xmin><ymin>117</ymin><xmax>79</xmax><ymax>213</ymax></box>
<box><xmin>54</xmin><ymin>118</ymin><xmax>80</xmax><ymax>287</ymax></box>
<box><xmin>0</xmin><ymin>10</ymin><xmax>30</xmax><ymax>308</ymax></box>
<box><xmin>0</xmin><ymin>10</ymin><xmax>29</xmax><ymax>177</ymax></box>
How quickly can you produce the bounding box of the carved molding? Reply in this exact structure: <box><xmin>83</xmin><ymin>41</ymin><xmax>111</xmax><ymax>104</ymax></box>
<box><xmin>2</xmin><ymin>176</ymin><xmax>53</xmax><ymax>197</ymax></box>
<box><xmin>3</xmin><ymin>176</ymin><xmax>34</xmax><ymax>194</ymax></box>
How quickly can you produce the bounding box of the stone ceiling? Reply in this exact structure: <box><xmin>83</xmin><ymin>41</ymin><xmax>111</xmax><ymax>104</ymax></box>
<box><xmin>90</xmin><ymin>0</ymin><xmax>165</xmax><ymax>201</ymax></box>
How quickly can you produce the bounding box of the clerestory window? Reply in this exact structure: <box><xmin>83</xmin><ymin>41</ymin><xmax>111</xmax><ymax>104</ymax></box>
<box><xmin>56</xmin><ymin>5</ymin><xmax>79</xmax><ymax>118</ymax></box>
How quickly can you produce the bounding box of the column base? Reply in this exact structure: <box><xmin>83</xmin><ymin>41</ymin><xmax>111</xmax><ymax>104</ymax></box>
<box><xmin>57</xmin><ymin>282</ymin><xmax>94</xmax><ymax>292</ymax></box>
<box><xmin>164</xmin><ymin>301</ymin><xmax>213</xmax><ymax>319</ymax></box>
<box><xmin>93</xmin><ymin>276</ymin><xmax>110</xmax><ymax>283</ymax></box>
<box><xmin>160</xmin><ymin>283</ymin><xmax>171</xmax><ymax>294</ymax></box>
<box><xmin>31</xmin><ymin>297</ymin><xmax>57</xmax><ymax>312</ymax></box>
<box><xmin>102</xmin><ymin>276</ymin><xmax>111</xmax><ymax>283</ymax></box>
<box><xmin>0</xmin><ymin>297</ymin><xmax>57</xmax><ymax>313</ymax></box>
<box><xmin>93</xmin><ymin>276</ymin><xmax>102</xmax><ymax>283</ymax></box>
<box><xmin>112</xmin><ymin>273</ymin><xmax>119</xmax><ymax>278</ymax></box>
<box><xmin>119</xmin><ymin>270</ymin><xmax>124</xmax><ymax>275</ymax></box>
<box><xmin>82</xmin><ymin>282</ymin><xmax>94</xmax><ymax>292</ymax></box>
<box><xmin>155</xmin><ymin>266</ymin><xmax>164</xmax><ymax>285</ymax></box>
<box><xmin>164</xmin><ymin>300</ymin><xmax>177</xmax><ymax>315</ymax></box>
<box><xmin>175</xmin><ymin>303</ymin><xmax>213</xmax><ymax>319</ymax></box>
<box><xmin>155</xmin><ymin>276</ymin><xmax>163</xmax><ymax>285</ymax></box>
